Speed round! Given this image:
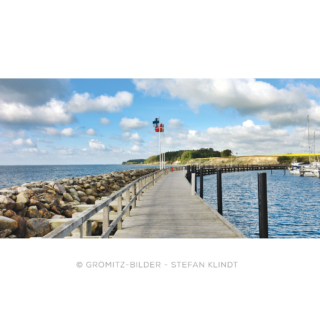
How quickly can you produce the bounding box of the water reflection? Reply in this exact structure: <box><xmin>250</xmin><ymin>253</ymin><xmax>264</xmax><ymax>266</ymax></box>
<box><xmin>198</xmin><ymin>170</ymin><xmax>320</xmax><ymax>238</ymax></box>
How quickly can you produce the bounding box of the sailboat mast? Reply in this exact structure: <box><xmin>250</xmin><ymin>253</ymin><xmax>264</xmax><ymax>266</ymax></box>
<box><xmin>308</xmin><ymin>115</ymin><xmax>310</xmax><ymax>163</ymax></box>
<box><xmin>314</xmin><ymin>132</ymin><xmax>316</xmax><ymax>163</ymax></box>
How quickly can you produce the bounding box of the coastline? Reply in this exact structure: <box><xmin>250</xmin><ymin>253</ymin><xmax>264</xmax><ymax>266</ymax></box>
<box><xmin>0</xmin><ymin>167</ymin><xmax>157</xmax><ymax>239</ymax></box>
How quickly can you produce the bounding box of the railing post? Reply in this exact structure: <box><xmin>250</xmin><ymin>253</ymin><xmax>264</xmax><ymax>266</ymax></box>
<box><xmin>217</xmin><ymin>169</ymin><xmax>222</xmax><ymax>215</ymax></box>
<box><xmin>117</xmin><ymin>195</ymin><xmax>122</xmax><ymax>230</ymax></box>
<box><xmin>138</xmin><ymin>179</ymin><xmax>141</xmax><ymax>201</ymax></box>
<box><xmin>258</xmin><ymin>173</ymin><xmax>268</xmax><ymax>238</ymax></box>
<box><xmin>200</xmin><ymin>166</ymin><xmax>203</xmax><ymax>198</ymax></box>
<box><xmin>132</xmin><ymin>184</ymin><xmax>136</xmax><ymax>208</ymax></box>
<box><xmin>102</xmin><ymin>205</ymin><xmax>110</xmax><ymax>236</ymax></box>
<box><xmin>125</xmin><ymin>189</ymin><xmax>130</xmax><ymax>217</ymax></box>
<box><xmin>191</xmin><ymin>173</ymin><xmax>195</xmax><ymax>195</ymax></box>
<box><xmin>79</xmin><ymin>224</ymin><xmax>83</xmax><ymax>238</ymax></box>
<box><xmin>153</xmin><ymin>174</ymin><xmax>155</xmax><ymax>186</ymax></box>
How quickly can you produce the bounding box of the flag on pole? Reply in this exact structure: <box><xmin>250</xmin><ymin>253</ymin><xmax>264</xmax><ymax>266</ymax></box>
<box><xmin>155</xmin><ymin>124</ymin><xmax>164</xmax><ymax>132</ymax></box>
<box><xmin>153</xmin><ymin>118</ymin><xmax>159</xmax><ymax>127</ymax></box>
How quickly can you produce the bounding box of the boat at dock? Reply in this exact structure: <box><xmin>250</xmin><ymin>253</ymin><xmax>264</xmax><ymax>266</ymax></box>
<box><xmin>289</xmin><ymin>115</ymin><xmax>320</xmax><ymax>177</ymax></box>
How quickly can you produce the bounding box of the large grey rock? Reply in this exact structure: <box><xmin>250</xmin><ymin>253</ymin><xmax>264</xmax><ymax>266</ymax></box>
<box><xmin>26</xmin><ymin>219</ymin><xmax>51</xmax><ymax>237</ymax></box>
<box><xmin>17</xmin><ymin>186</ymin><xmax>29</xmax><ymax>193</ymax></box>
<box><xmin>71</xmin><ymin>194</ymin><xmax>80</xmax><ymax>202</ymax></box>
<box><xmin>16</xmin><ymin>192</ymin><xmax>30</xmax><ymax>203</ymax></box>
<box><xmin>63</xmin><ymin>193</ymin><xmax>74</xmax><ymax>202</ymax></box>
<box><xmin>31</xmin><ymin>188</ymin><xmax>44</xmax><ymax>194</ymax></box>
<box><xmin>0</xmin><ymin>216</ymin><xmax>18</xmax><ymax>232</ymax></box>
<box><xmin>28</xmin><ymin>206</ymin><xmax>42</xmax><ymax>219</ymax></box>
<box><xmin>85</xmin><ymin>189</ymin><xmax>97</xmax><ymax>196</ymax></box>
<box><xmin>0</xmin><ymin>229</ymin><xmax>12</xmax><ymax>238</ymax></box>
<box><xmin>54</xmin><ymin>183</ymin><xmax>66</xmax><ymax>195</ymax></box>
<box><xmin>77</xmin><ymin>191</ymin><xmax>86</xmax><ymax>197</ymax></box>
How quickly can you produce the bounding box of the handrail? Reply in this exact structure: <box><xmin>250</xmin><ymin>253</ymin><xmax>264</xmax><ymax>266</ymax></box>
<box><xmin>43</xmin><ymin>168</ymin><xmax>170</xmax><ymax>238</ymax></box>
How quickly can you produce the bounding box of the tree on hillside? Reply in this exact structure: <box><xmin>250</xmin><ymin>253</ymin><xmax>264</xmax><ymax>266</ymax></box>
<box><xmin>221</xmin><ymin>149</ymin><xmax>231</xmax><ymax>157</ymax></box>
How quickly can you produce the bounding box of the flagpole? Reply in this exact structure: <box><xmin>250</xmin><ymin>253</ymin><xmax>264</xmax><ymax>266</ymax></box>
<box><xmin>159</xmin><ymin>115</ymin><xmax>161</xmax><ymax>170</ymax></box>
<box><xmin>163</xmin><ymin>131</ymin><xmax>165</xmax><ymax>169</ymax></box>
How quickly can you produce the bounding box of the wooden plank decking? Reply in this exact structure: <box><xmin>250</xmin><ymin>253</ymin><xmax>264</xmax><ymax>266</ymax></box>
<box><xmin>113</xmin><ymin>170</ymin><xmax>246</xmax><ymax>238</ymax></box>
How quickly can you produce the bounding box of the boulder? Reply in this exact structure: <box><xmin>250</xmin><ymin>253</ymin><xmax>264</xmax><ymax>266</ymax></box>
<box><xmin>0</xmin><ymin>229</ymin><xmax>12</xmax><ymax>238</ymax></box>
<box><xmin>17</xmin><ymin>187</ymin><xmax>29</xmax><ymax>193</ymax></box>
<box><xmin>85</xmin><ymin>189</ymin><xmax>97</xmax><ymax>196</ymax></box>
<box><xmin>80</xmin><ymin>196</ymin><xmax>89</xmax><ymax>203</ymax></box>
<box><xmin>77</xmin><ymin>191</ymin><xmax>86</xmax><ymax>197</ymax></box>
<box><xmin>0</xmin><ymin>216</ymin><xmax>18</xmax><ymax>232</ymax></box>
<box><xmin>71</xmin><ymin>194</ymin><xmax>80</xmax><ymax>202</ymax></box>
<box><xmin>31</xmin><ymin>188</ymin><xmax>44</xmax><ymax>194</ymax></box>
<box><xmin>63</xmin><ymin>210</ymin><xmax>73</xmax><ymax>218</ymax></box>
<box><xmin>39</xmin><ymin>208</ymin><xmax>52</xmax><ymax>219</ymax></box>
<box><xmin>38</xmin><ymin>193</ymin><xmax>57</xmax><ymax>204</ymax></box>
<box><xmin>51</xmin><ymin>215</ymin><xmax>66</xmax><ymax>219</ymax></box>
<box><xmin>87</xmin><ymin>196</ymin><xmax>96</xmax><ymax>204</ymax></box>
<box><xmin>11</xmin><ymin>215</ymin><xmax>26</xmax><ymax>238</ymax></box>
<box><xmin>0</xmin><ymin>196</ymin><xmax>16</xmax><ymax>210</ymax></box>
<box><xmin>25</xmin><ymin>227</ymin><xmax>37</xmax><ymax>238</ymax></box>
<box><xmin>16</xmin><ymin>192</ymin><xmax>30</xmax><ymax>204</ymax></box>
<box><xmin>54</xmin><ymin>183</ymin><xmax>66</xmax><ymax>195</ymax></box>
<box><xmin>63</xmin><ymin>193</ymin><xmax>74</xmax><ymax>202</ymax></box>
<box><xmin>3</xmin><ymin>210</ymin><xmax>16</xmax><ymax>218</ymax></box>
<box><xmin>15</xmin><ymin>202</ymin><xmax>25</xmax><ymax>211</ymax></box>
<box><xmin>28</xmin><ymin>206</ymin><xmax>43</xmax><ymax>219</ymax></box>
<box><xmin>26</xmin><ymin>219</ymin><xmax>51</xmax><ymax>237</ymax></box>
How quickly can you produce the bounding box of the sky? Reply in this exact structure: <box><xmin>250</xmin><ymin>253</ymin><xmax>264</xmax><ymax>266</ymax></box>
<box><xmin>1</xmin><ymin>78</ymin><xmax>320</xmax><ymax>165</ymax></box>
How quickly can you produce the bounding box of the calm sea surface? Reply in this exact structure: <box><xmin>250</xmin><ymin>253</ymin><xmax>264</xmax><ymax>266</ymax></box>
<box><xmin>1</xmin><ymin>165</ymin><xmax>319</xmax><ymax>238</ymax></box>
<box><xmin>0</xmin><ymin>164</ymin><xmax>160</xmax><ymax>190</ymax></box>
<box><xmin>198</xmin><ymin>169</ymin><xmax>320</xmax><ymax>238</ymax></box>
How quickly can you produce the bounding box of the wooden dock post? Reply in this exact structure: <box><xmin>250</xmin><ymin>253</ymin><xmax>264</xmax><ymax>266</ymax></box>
<box><xmin>132</xmin><ymin>185</ymin><xmax>136</xmax><ymax>208</ymax></box>
<box><xmin>217</xmin><ymin>169</ymin><xmax>222</xmax><ymax>215</ymax></box>
<box><xmin>200</xmin><ymin>166</ymin><xmax>203</xmax><ymax>198</ymax></box>
<box><xmin>117</xmin><ymin>195</ymin><xmax>122</xmax><ymax>230</ymax></box>
<box><xmin>187</xmin><ymin>165</ymin><xmax>191</xmax><ymax>182</ymax></box>
<box><xmin>102</xmin><ymin>205</ymin><xmax>110</xmax><ymax>235</ymax></box>
<box><xmin>258</xmin><ymin>173</ymin><xmax>268</xmax><ymax>238</ymax></box>
<box><xmin>125</xmin><ymin>189</ymin><xmax>130</xmax><ymax>217</ymax></box>
<box><xmin>191</xmin><ymin>173</ymin><xmax>195</xmax><ymax>195</ymax></box>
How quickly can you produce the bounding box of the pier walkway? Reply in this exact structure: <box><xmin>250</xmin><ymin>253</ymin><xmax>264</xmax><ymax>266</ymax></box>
<box><xmin>113</xmin><ymin>171</ymin><xmax>245</xmax><ymax>238</ymax></box>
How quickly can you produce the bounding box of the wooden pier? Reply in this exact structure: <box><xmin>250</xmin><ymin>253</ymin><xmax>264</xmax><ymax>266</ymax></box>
<box><xmin>193</xmin><ymin>164</ymin><xmax>288</xmax><ymax>176</ymax></box>
<box><xmin>113</xmin><ymin>170</ymin><xmax>245</xmax><ymax>238</ymax></box>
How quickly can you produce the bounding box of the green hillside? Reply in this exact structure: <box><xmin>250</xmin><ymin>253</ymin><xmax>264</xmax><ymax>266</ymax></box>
<box><xmin>144</xmin><ymin>148</ymin><xmax>222</xmax><ymax>164</ymax></box>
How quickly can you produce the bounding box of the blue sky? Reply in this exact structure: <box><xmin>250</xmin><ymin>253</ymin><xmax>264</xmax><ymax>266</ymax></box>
<box><xmin>1</xmin><ymin>78</ymin><xmax>320</xmax><ymax>165</ymax></box>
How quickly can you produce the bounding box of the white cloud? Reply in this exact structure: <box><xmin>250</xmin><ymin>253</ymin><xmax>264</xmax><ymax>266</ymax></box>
<box><xmin>20</xmin><ymin>148</ymin><xmax>39</xmax><ymax>153</ymax></box>
<box><xmin>133</xmin><ymin>79</ymin><xmax>320</xmax><ymax>128</ymax></box>
<box><xmin>129</xmin><ymin>132</ymin><xmax>144</xmax><ymax>144</ymax></box>
<box><xmin>0</xmin><ymin>130</ymin><xmax>16</xmax><ymax>139</ymax></box>
<box><xmin>168</xmin><ymin>119</ymin><xmax>184</xmax><ymax>129</ymax></box>
<box><xmin>89</xmin><ymin>139</ymin><xmax>106</xmax><ymax>150</ymax></box>
<box><xmin>100</xmin><ymin>118</ymin><xmax>111</xmax><ymax>125</ymax></box>
<box><xmin>67</xmin><ymin>91</ymin><xmax>133</xmax><ymax>113</ymax></box>
<box><xmin>121</xmin><ymin>132</ymin><xmax>130</xmax><ymax>137</ymax></box>
<box><xmin>61</xmin><ymin>128</ymin><xmax>73</xmax><ymax>137</ymax></box>
<box><xmin>119</xmin><ymin>117</ymin><xmax>149</xmax><ymax>131</ymax></box>
<box><xmin>0</xmin><ymin>79</ymin><xmax>70</xmax><ymax>106</ymax></box>
<box><xmin>12</xmin><ymin>138</ymin><xmax>37</xmax><ymax>147</ymax></box>
<box><xmin>42</xmin><ymin>127</ymin><xmax>61</xmax><ymax>136</ymax></box>
<box><xmin>0</xmin><ymin>99</ymin><xmax>74</xmax><ymax>127</ymax></box>
<box><xmin>86</xmin><ymin>128</ymin><xmax>96</xmax><ymax>136</ymax></box>
<box><xmin>131</xmin><ymin>145</ymin><xmax>141</xmax><ymax>152</ymax></box>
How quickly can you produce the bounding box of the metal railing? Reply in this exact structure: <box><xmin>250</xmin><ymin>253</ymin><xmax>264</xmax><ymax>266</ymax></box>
<box><xmin>44</xmin><ymin>168</ymin><xmax>171</xmax><ymax>238</ymax></box>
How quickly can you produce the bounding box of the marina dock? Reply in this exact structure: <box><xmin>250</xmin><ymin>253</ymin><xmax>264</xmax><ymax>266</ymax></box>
<box><xmin>113</xmin><ymin>170</ymin><xmax>245</xmax><ymax>238</ymax></box>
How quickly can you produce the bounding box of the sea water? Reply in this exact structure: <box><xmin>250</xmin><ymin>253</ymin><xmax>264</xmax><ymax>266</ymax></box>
<box><xmin>0</xmin><ymin>164</ymin><xmax>160</xmax><ymax>190</ymax></box>
<box><xmin>198</xmin><ymin>169</ymin><xmax>320</xmax><ymax>238</ymax></box>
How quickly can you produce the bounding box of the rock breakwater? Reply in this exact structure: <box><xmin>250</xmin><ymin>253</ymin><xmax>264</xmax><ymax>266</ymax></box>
<box><xmin>0</xmin><ymin>168</ymin><xmax>158</xmax><ymax>238</ymax></box>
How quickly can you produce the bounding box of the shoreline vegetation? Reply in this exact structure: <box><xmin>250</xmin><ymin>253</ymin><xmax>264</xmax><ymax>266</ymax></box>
<box><xmin>125</xmin><ymin>148</ymin><xmax>320</xmax><ymax>166</ymax></box>
<box><xmin>0</xmin><ymin>168</ymin><xmax>157</xmax><ymax>239</ymax></box>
